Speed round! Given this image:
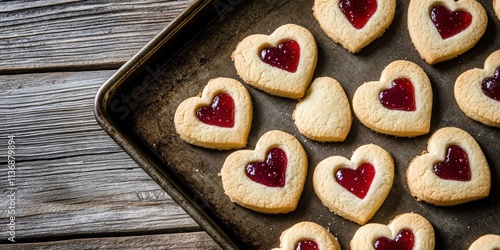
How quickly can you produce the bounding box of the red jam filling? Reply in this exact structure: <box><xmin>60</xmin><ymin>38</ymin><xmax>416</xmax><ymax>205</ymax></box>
<box><xmin>482</xmin><ymin>66</ymin><xmax>500</xmax><ymax>101</ymax></box>
<box><xmin>339</xmin><ymin>0</ymin><xmax>377</xmax><ymax>29</ymax></box>
<box><xmin>374</xmin><ymin>229</ymin><xmax>415</xmax><ymax>250</ymax></box>
<box><xmin>433</xmin><ymin>145</ymin><xmax>471</xmax><ymax>181</ymax></box>
<box><xmin>295</xmin><ymin>240</ymin><xmax>319</xmax><ymax>250</ymax></box>
<box><xmin>196</xmin><ymin>93</ymin><xmax>235</xmax><ymax>128</ymax></box>
<box><xmin>430</xmin><ymin>5</ymin><xmax>472</xmax><ymax>39</ymax></box>
<box><xmin>335</xmin><ymin>163</ymin><xmax>375</xmax><ymax>199</ymax></box>
<box><xmin>379</xmin><ymin>78</ymin><xmax>416</xmax><ymax>111</ymax></box>
<box><xmin>245</xmin><ymin>148</ymin><xmax>287</xmax><ymax>188</ymax></box>
<box><xmin>260</xmin><ymin>40</ymin><xmax>300</xmax><ymax>73</ymax></box>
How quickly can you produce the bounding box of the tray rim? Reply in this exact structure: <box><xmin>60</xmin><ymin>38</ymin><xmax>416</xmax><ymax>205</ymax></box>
<box><xmin>94</xmin><ymin>0</ymin><xmax>239</xmax><ymax>249</ymax></box>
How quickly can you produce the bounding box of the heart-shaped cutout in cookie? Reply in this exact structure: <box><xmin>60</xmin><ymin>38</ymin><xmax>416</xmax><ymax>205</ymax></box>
<box><xmin>408</xmin><ymin>0</ymin><xmax>487</xmax><ymax>64</ymax></box>
<box><xmin>406</xmin><ymin>127</ymin><xmax>491</xmax><ymax>206</ymax></box>
<box><xmin>221</xmin><ymin>130</ymin><xmax>307</xmax><ymax>214</ymax></box>
<box><xmin>455</xmin><ymin>50</ymin><xmax>500</xmax><ymax>127</ymax></box>
<box><xmin>314</xmin><ymin>0</ymin><xmax>395</xmax><ymax>52</ymax></box>
<box><xmin>271</xmin><ymin>222</ymin><xmax>340</xmax><ymax>250</ymax></box>
<box><xmin>174</xmin><ymin>77</ymin><xmax>252</xmax><ymax>150</ymax></box>
<box><xmin>351</xmin><ymin>213</ymin><xmax>435</xmax><ymax>250</ymax></box>
<box><xmin>313</xmin><ymin>144</ymin><xmax>394</xmax><ymax>225</ymax></box>
<box><xmin>232</xmin><ymin>24</ymin><xmax>317</xmax><ymax>99</ymax></box>
<box><xmin>352</xmin><ymin>60</ymin><xmax>432</xmax><ymax>137</ymax></box>
<box><xmin>293</xmin><ymin>77</ymin><xmax>352</xmax><ymax>142</ymax></box>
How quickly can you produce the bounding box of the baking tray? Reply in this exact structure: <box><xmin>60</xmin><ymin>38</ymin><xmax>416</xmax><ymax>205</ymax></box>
<box><xmin>94</xmin><ymin>0</ymin><xmax>500</xmax><ymax>249</ymax></box>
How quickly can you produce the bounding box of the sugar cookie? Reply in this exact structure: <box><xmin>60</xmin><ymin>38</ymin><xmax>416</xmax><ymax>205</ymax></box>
<box><xmin>455</xmin><ymin>50</ymin><xmax>500</xmax><ymax>127</ymax></box>
<box><xmin>232</xmin><ymin>24</ymin><xmax>317</xmax><ymax>99</ymax></box>
<box><xmin>406</xmin><ymin>127</ymin><xmax>491</xmax><ymax>206</ymax></box>
<box><xmin>408</xmin><ymin>0</ymin><xmax>487</xmax><ymax>64</ymax></box>
<box><xmin>313</xmin><ymin>0</ymin><xmax>396</xmax><ymax>53</ymax></box>
<box><xmin>221</xmin><ymin>130</ymin><xmax>307</xmax><ymax>213</ymax></box>
<box><xmin>313</xmin><ymin>144</ymin><xmax>394</xmax><ymax>225</ymax></box>
<box><xmin>293</xmin><ymin>77</ymin><xmax>352</xmax><ymax>142</ymax></box>
<box><xmin>468</xmin><ymin>234</ymin><xmax>500</xmax><ymax>250</ymax></box>
<box><xmin>352</xmin><ymin>60</ymin><xmax>432</xmax><ymax>137</ymax></box>
<box><xmin>271</xmin><ymin>221</ymin><xmax>340</xmax><ymax>250</ymax></box>
<box><xmin>174</xmin><ymin>77</ymin><xmax>252</xmax><ymax>150</ymax></box>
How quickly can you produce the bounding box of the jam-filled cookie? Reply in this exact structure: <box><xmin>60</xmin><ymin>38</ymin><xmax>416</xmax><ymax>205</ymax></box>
<box><xmin>454</xmin><ymin>50</ymin><xmax>500</xmax><ymax>127</ymax></box>
<box><xmin>221</xmin><ymin>130</ymin><xmax>307</xmax><ymax>214</ymax></box>
<box><xmin>352</xmin><ymin>60</ymin><xmax>432</xmax><ymax>137</ymax></box>
<box><xmin>406</xmin><ymin>127</ymin><xmax>491</xmax><ymax>206</ymax></box>
<box><xmin>293</xmin><ymin>77</ymin><xmax>352</xmax><ymax>142</ymax></box>
<box><xmin>174</xmin><ymin>77</ymin><xmax>252</xmax><ymax>150</ymax></box>
<box><xmin>408</xmin><ymin>0</ymin><xmax>488</xmax><ymax>64</ymax></box>
<box><xmin>468</xmin><ymin>234</ymin><xmax>500</xmax><ymax>250</ymax></box>
<box><xmin>313</xmin><ymin>144</ymin><xmax>394</xmax><ymax>225</ymax></box>
<box><xmin>271</xmin><ymin>222</ymin><xmax>341</xmax><ymax>250</ymax></box>
<box><xmin>351</xmin><ymin>213</ymin><xmax>435</xmax><ymax>250</ymax></box>
<box><xmin>313</xmin><ymin>0</ymin><xmax>396</xmax><ymax>53</ymax></box>
<box><xmin>232</xmin><ymin>24</ymin><xmax>317</xmax><ymax>99</ymax></box>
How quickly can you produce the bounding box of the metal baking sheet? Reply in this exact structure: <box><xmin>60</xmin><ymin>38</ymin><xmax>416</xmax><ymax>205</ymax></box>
<box><xmin>95</xmin><ymin>0</ymin><xmax>500</xmax><ymax>249</ymax></box>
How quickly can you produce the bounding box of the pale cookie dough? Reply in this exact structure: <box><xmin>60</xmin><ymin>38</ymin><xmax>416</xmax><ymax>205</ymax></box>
<box><xmin>220</xmin><ymin>130</ymin><xmax>307</xmax><ymax>214</ymax></box>
<box><xmin>313</xmin><ymin>0</ymin><xmax>396</xmax><ymax>53</ymax></box>
<box><xmin>469</xmin><ymin>234</ymin><xmax>500</xmax><ymax>250</ymax></box>
<box><xmin>271</xmin><ymin>221</ymin><xmax>340</xmax><ymax>250</ymax></box>
<box><xmin>406</xmin><ymin>127</ymin><xmax>491</xmax><ymax>206</ymax></box>
<box><xmin>408</xmin><ymin>0</ymin><xmax>487</xmax><ymax>64</ymax></box>
<box><xmin>232</xmin><ymin>24</ymin><xmax>317</xmax><ymax>99</ymax></box>
<box><xmin>293</xmin><ymin>77</ymin><xmax>352</xmax><ymax>142</ymax></box>
<box><xmin>174</xmin><ymin>77</ymin><xmax>252</xmax><ymax>150</ymax></box>
<box><xmin>351</xmin><ymin>213</ymin><xmax>435</xmax><ymax>250</ymax></box>
<box><xmin>313</xmin><ymin>144</ymin><xmax>394</xmax><ymax>225</ymax></box>
<box><xmin>454</xmin><ymin>50</ymin><xmax>500</xmax><ymax>127</ymax></box>
<box><xmin>495</xmin><ymin>0</ymin><xmax>500</xmax><ymax>21</ymax></box>
<box><xmin>352</xmin><ymin>60</ymin><xmax>432</xmax><ymax>137</ymax></box>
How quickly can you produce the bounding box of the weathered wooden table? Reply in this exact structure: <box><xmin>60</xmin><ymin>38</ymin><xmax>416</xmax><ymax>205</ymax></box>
<box><xmin>0</xmin><ymin>1</ymin><xmax>220</xmax><ymax>248</ymax></box>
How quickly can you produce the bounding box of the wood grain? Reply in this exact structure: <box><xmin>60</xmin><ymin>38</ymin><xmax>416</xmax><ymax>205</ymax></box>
<box><xmin>1</xmin><ymin>232</ymin><xmax>220</xmax><ymax>249</ymax></box>
<box><xmin>0</xmin><ymin>71</ymin><xmax>200</xmax><ymax>242</ymax></box>
<box><xmin>0</xmin><ymin>0</ymin><xmax>193</xmax><ymax>73</ymax></box>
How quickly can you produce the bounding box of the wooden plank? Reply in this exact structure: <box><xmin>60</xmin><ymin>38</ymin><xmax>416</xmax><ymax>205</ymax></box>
<box><xmin>1</xmin><ymin>232</ymin><xmax>220</xmax><ymax>249</ymax></box>
<box><xmin>0</xmin><ymin>71</ymin><xmax>202</xmax><ymax>242</ymax></box>
<box><xmin>0</xmin><ymin>0</ymin><xmax>193</xmax><ymax>73</ymax></box>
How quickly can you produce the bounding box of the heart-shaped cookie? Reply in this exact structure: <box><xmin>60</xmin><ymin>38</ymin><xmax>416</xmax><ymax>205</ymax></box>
<box><xmin>455</xmin><ymin>50</ymin><xmax>500</xmax><ymax>127</ymax></box>
<box><xmin>232</xmin><ymin>24</ymin><xmax>317</xmax><ymax>99</ymax></box>
<box><xmin>408</xmin><ymin>0</ymin><xmax>487</xmax><ymax>64</ymax></box>
<box><xmin>313</xmin><ymin>144</ymin><xmax>394</xmax><ymax>225</ymax></box>
<box><xmin>352</xmin><ymin>60</ymin><xmax>433</xmax><ymax>137</ymax></box>
<box><xmin>221</xmin><ymin>130</ymin><xmax>307</xmax><ymax>213</ymax></box>
<box><xmin>271</xmin><ymin>222</ymin><xmax>340</xmax><ymax>250</ymax></box>
<box><xmin>406</xmin><ymin>127</ymin><xmax>491</xmax><ymax>206</ymax></box>
<box><xmin>174</xmin><ymin>77</ymin><xmax>252</xmax><ymax>150</ymax></box>
<box><xmin>293</xmin><ymin>77</ymin><xmax>352</xmax><ymax>142</ymax></box>
<box><xmin>313</xmin><ymin>0</ymin><xmax>396</xmax><ymax>53</ymax></box>
<box><xmin>469</xmin><ymin>234</ymin><xmax>500</xmax><ymax>250</ymax></box>
<box><xmin>351</xmin><ymin>213</ymin><xmax>435</xmax><ymax>250</ymax></box>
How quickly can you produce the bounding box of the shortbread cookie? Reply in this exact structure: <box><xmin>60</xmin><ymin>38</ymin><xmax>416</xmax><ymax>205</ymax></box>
<box><xmin>232</xmin><ymin>24</ymin><xmax>317</xmax><ymax>99</ymax></box>
<box><xmin>174</xmin><ymin>77</ymin><xmax>252</xmax><ymax>150</ymax></box>
<box><xmin>271</xmin><ymin>222</ymin><xmax>340</xmax><ymax>250</ymax></box>
<box><xmin>351</xmin><ymin>213</ymin><xmax>435</xmax><ymax>250</ymax></box>
<box><xmin>313</xmin><ymin>0</ymin><xmax>396</xmax><ymax>53</ymax></box>
<box><xmin>469</xmin><ymin>234</ymin><xmax>500</xmax><ymax>250</ymax></box>
<box><xmin>495</xmin><ymin>0</ymin><xmax>500</xmax><ymax>21</ymax></box>
<box><xmin>408</xmin><ymin>0</ymin><xmax>487</xmax><ymax>64</ymax></box>
<box><xmin>221</xmin><ymin>130</ymin><xmax>307</xmax><ymax>213</ymax></box>
<box><xmin>293</xmin><ymin>77</ymin><xmax>352</xmax><ymax>142</ymax></box>
<box><xmin>313</xmin><ymin>144</ymin><xmax>394</xmax><ymax>225</ymax></box>
<box><xmin>352</xmin><ymin>60</ymin><xmax>432</xmax><ymax>137</ymax></box>
<box><xmin>455</xmin><ymin>50</ymin><xmax>500</xmax><ymax>127</ymax></box>
<box><xmin>407</xmin><ymin>127</ymin><xmax>491</xmax><ymax>206</ymax></box>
